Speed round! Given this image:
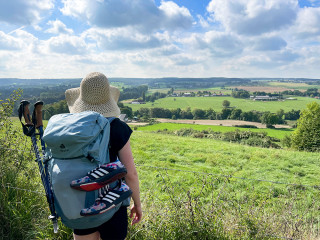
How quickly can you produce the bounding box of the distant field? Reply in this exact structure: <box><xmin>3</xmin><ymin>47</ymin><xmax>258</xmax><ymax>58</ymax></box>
<box><xmin>133</xmin><ymin>122</ymin><xmax>293</xmax><ymax>139</ymax></box>
<box><xmin>148</xmin><ymin>87</ymin><xmax>232</xmax><ymax>94</ymax></box>
<box><xmin>124</xmin><ymin>96</ymin><xmax>319</xmax><ymax>112</ymax></box>
<box><xmin>232</xmin><ymin>82</ymin><xmax>320</xmax><ymax>92</ymax></box>
<box><xmin>267</xmin><ymin>81</ymin><xmax>320</xmax><ymax>90</ymax></box>
<box><xmin>231</xmin><ymin>86</ymin><xmax>294</xmax><ymax>93</ymax></box>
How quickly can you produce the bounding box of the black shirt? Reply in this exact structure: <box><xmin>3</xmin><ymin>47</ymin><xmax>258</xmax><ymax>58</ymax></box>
<box><xmin>109</xmin><ymin>118</ymin><xmax>133</xmax><ymax>162</ymax></box>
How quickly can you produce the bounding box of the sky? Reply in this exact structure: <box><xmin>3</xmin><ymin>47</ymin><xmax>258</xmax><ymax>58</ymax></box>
<box><xmin>0</xmin><ymin>0</ymin><xmax>319</xmax><ymax>79</ymax></box>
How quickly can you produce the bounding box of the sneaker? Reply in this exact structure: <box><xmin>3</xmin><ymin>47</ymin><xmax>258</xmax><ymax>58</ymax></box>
<box><xmin>70</xmin><ymin>160</ymin><xmax>127</xmax><ymax>191</ymax></box>
<box><xmin>80</xmin><ymin>182</ymin><xmax>132</xmax><ymax>216</ymax></box>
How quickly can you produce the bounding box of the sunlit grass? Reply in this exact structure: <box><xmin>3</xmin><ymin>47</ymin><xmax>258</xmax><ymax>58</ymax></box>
<box><xmin>124</xmin><ymin>96</ymin><xmax>319</xmax><ymax>112</ymax></box>
<box><xmin>133</xmin><ymin>122</ymin><xmax>293</xmax><ymax>139</ymax></box>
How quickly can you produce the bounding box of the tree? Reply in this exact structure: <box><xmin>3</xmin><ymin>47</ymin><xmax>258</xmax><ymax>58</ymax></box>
<box><xmin>230</xmin><ymin>109</ymin><xmax>242</xmax><ymax>120</ymax></box>
<box><xmin>291</xmin><ymin>102</ymin><xmax>320</xmax><ymax>151</ymax></box>
<box><xmin>120</xmin><ymin>106</ymin><xmax>133</xmax><ymax>118</ymax></box>
<box><xmin>221</xmin><ymin>108</ymin><xmax>232</xmax><ymax>119</ymax></box>
<box><xmin>284</xmin><ymin>109</ymin><xmax>300</xmax><ymax>120</ymax></box>
<box><xmin>261</xmin><ymin>112</ymin><xmax>279</xmax><ymax>127</ymax></box>
<box><xmin>192</xmin><ymin>109</ymin><xmax>206</xmax><ymax>119</ymax></box>
<box><xmin>222</xmin><ymin>100</ymin><xmax>230</xmax><ymax>108</ymax></box>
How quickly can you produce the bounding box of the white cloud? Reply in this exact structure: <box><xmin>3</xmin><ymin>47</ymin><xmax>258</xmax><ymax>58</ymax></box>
<box><xmin>0</xmin><ymin>31</ymin><xmax>22</xmax><ymax>50</ymax></box>
<box><xmin>207</xmin><ymin>0</ymin><xmax>298</xmax><ymax>36</ymax></box>
<box><xmin>46</xmin><ymin>20</ymin><xmax>74</xmax><ymax>35</ymax></box>
<box><xmin>47</xmin><ymin>35</ymin><xmax>88</xmax><ymax>55</ymax></box>
<box><xmin>60</xmin><ymin>0</ymin><xmax>193</xmax><ymax>32</ymax></box>
<box><xmin>186</xmin><ymin>31</ymin><xmax>243</xmax><ymax>57</ymax></box>
<box><xmin>252</xmin><ymin>36</ymin><xmax>287</xmax><ymax>51</ymax></box>
<box><xmin>84</xmin><ymin>27</ymin><xmax>170</xmax><ymax>50</ymax></box>
<box><xmin>0</xmin><ymin>0</ymin><xmax>54</xmax><ymax>25</ymax></box>
<box><xmin>293</xmin><ymin>7</ymin><xmax>320</xmax><ymax>39</ymax></box>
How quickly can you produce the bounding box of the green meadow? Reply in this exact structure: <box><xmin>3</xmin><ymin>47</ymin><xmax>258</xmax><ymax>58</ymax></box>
<box><xmin>2</xmin><ymin>109</ymin><xmax>320</xmax><ymax>239</ymax></box>
<box><xmin>132</xmin><ymin>122</ymin><xmax>293</xmax><ymax>139</ymax></box>
<box><xmin>125</xmin><ymin>96</ymin><xmax>319</xmax><ymax>113</ymax></box>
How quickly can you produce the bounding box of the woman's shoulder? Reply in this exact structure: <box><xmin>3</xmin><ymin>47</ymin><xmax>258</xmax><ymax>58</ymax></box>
<box><xmin>110</xmin><ymin>118</ymin><xmax>132</xmax><ymax>133</ymax></box>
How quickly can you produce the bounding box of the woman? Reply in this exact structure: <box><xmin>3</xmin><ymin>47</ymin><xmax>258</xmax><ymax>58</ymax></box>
<box><xmin>65</xmin><ymin>72</ymin><xmax>142</xmax><ymax>240</ymax></box>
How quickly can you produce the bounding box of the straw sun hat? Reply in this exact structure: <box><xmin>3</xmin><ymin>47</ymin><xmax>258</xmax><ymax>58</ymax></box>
<box><xmin>65</xmin><ymin>72</ymin><xmax>121</xmax><ymax>117</ymax></box>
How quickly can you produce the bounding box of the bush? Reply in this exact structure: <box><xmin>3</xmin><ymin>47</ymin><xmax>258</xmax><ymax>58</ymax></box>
<box><xmin>156</xmin><ymin>128</ymin><xmax>281</xmax><ymax>149</ymax></box>
<box><xmin>233</xmin><ymin>125</ymin><xmax>258</xmax><ymax>128</ymax></box>
<box><xmin>291</xmin><ymin>102</ymin><xmax>320</xmax><ymax>152</ymax></box>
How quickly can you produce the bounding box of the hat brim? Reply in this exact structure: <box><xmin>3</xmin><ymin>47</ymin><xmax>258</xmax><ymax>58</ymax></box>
<box><xmin>65</xmin><ymin>86</ymin><xmax>121</xmax><ymax>117</ymax></box>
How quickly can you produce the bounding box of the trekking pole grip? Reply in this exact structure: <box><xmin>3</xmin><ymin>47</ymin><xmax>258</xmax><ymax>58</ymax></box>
<box><xmin>21</xmin><ymin>100</ymin><xmax>32</xmax><ymax>125</ymax></box>
<box><xmin>34</xmin><ymin>101</ymin><xmax>44</xmax><ymax>128</ymax></box>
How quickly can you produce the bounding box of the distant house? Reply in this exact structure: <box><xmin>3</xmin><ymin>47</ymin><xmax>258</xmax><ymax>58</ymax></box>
<box><xmin>183</xmin><ymin>92</ymin><xmax>192</xmax><ymax>97</ymax></box>
<box><xmin>119</xmin><ymin>114</ymin><xmax>128</xmax><ymax>122</ymax></box>
<box><xmin>131</xmin><ymin>101</ymin><xmax>146</xmax><ymax>104</ymax></box>
<box><xmin>251</xmin><ymin>96</ymin><xmax>278</xmax><ymax>101</ymax></box>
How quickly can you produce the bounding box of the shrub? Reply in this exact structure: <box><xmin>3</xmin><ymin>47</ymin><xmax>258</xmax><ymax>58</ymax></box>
<box><xmin>291</xmin><ymin>102</ymin><xmax>320</xmax><ymax>152</ymax></box>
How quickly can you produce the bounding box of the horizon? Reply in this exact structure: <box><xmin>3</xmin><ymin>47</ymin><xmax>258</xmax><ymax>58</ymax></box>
<box><xmin>0</xmin><ymin>0</ymin><xmax>320</xmax><ymax>79</ymax></box>
<box><xmin>1</xmin><ymin>76</ymin><xmax>320</xmax><ymax>80</ymax></box>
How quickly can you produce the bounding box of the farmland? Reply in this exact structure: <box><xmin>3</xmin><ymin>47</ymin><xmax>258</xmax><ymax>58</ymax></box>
<box><xmin>124</xmin><ymin>96</ymin><xmax>319</xmax><ymax>113</ymax></box>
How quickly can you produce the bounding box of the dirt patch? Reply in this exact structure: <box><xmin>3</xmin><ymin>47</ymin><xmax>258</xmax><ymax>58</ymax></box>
<box><xmin>128</xmin><ymin>122</ymin><xmax>149</xmax><ymax>126</ymax></box>
<box><xmin>156</xmin><ymin>119</ymin><xmax>291</xmax><ymax>129</ymax></box>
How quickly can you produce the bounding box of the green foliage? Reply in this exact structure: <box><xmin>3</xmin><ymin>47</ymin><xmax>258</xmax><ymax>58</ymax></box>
<box><xmin>231</xmin><ymin>89</ymin><xmax>250</xmax><ymax>98</ymax></box>
<box><xmin>0</xmin><ymin>91</ymin><xmax>72</xmax><ymax>239</ymax></box>
<box><xmin>135</xmin><ymin>122</ymin><xmax>294</xmax><ymax>140</ymax></box>
<box><xmin>261</xmin><ymin>112</ymin><xmax>280</xmax><ymax>127</ymax></box>
<box><xmin>43</xmin><ymin>100</ymin><xmax>69</xmax><ymax>120</ymax></box>
<box><xmin>119</xmin><ymin>85</ymin><xmax>148</xmax><ymax>101</ymax></box>
<box><xmin>155</xmin><ymin>128</ymin><xmax>281</xmax><ymax>149</ymax></box>
<box><xmin>222</xmin><ymin>100</ymin><xmax>231</xmax><ymax>108</ymax></box>
<box><xmin>291</xmin><ymin>102</ymin><xmax>320</xmax><ymax>151</ymax></box>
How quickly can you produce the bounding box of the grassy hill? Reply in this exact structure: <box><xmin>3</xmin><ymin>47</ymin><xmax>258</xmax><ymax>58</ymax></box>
<box><xmin>1</xmin><ymin>116</ymin><xmax>320</xmax><ymax>239</ymax></box>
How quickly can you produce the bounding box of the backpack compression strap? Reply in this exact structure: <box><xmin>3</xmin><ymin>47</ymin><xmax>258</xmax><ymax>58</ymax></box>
<box><xmin>85</xmin><ymin>117</ymin><xmax>117</xmax><ymax>162</ymax></box>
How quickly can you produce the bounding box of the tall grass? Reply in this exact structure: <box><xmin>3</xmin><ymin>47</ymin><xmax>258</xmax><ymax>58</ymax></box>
<box><xmin>129</xmin><ymin>166</ymin><xmax>320</xmax><ymax>239</ymax></box>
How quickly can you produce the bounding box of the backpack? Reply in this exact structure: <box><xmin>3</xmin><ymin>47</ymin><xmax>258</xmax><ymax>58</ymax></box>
<box><xmin>43</xmin><ymin>111</ymin><xmax>130</xmax><ymax>229</ymax></box>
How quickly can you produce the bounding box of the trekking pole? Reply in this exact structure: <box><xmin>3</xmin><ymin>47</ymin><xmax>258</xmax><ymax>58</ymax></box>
<box><xmin>18</xmin><ymin>100</ymin><xmax>59</xmax><ymax>233</ymax></box>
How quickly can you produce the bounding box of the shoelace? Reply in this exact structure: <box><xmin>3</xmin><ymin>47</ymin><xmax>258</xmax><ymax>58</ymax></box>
<box><xmin>98</xmin><ymin>185</ymin><xmax>110</xmax><ymax>198</ymax></box>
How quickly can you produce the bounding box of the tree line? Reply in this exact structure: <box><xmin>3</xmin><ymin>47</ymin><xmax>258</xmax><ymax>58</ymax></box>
<box><xmin>231</xmin><ymin>88</ymin><xmax>320</xmax><ymax>98</ymax></box>
<box><xmin>132</xmin><ymin>107</ymin><xmax>300</xmax><ymax>127</ymax></box>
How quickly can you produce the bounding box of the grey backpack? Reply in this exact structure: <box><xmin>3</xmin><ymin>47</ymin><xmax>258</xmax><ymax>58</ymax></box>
<box><xmin>43</xmin><ymin>111</ymin><xmax>129</xmax><ymax>229</ymax></box>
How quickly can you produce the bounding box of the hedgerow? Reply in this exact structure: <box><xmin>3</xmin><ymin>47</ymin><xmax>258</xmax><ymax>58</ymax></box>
<box><xmin>155</xmin><ymin>128</ymin><xmax>281</xmax><ymax>149</ymax></box>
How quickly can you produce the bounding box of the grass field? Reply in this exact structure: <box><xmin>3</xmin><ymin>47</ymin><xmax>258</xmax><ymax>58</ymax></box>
<box><xmin>132</xmin><ymin>122</ymin><xmax>293</xmax><ymax>139</ymax></box>
<box><xmin>124</xmin><ymin>96</ymin><xmax>319</xmax><ymax>112</ymax></box>
<box><xmin>130</xmin><ymin>131</ymin><xmax>320</xmax><ymax>188</ymax></box>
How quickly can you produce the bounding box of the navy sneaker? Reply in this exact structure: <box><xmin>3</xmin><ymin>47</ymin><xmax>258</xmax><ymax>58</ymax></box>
<box><xmin>80</xmin><ymin>182</ymin><xmax>132</xmax><ymax>216</ymax></box>
<box><xmin>70</xmin><ymin>160</ymin><xmax>127</xmax><ymax>191</ymax></box>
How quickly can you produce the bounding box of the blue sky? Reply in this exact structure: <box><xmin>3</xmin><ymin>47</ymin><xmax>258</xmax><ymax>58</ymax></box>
<box><xmin>0</xmin><ymin>0</ymin><xmax>319</xmax><ymax>79</ymax></box>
